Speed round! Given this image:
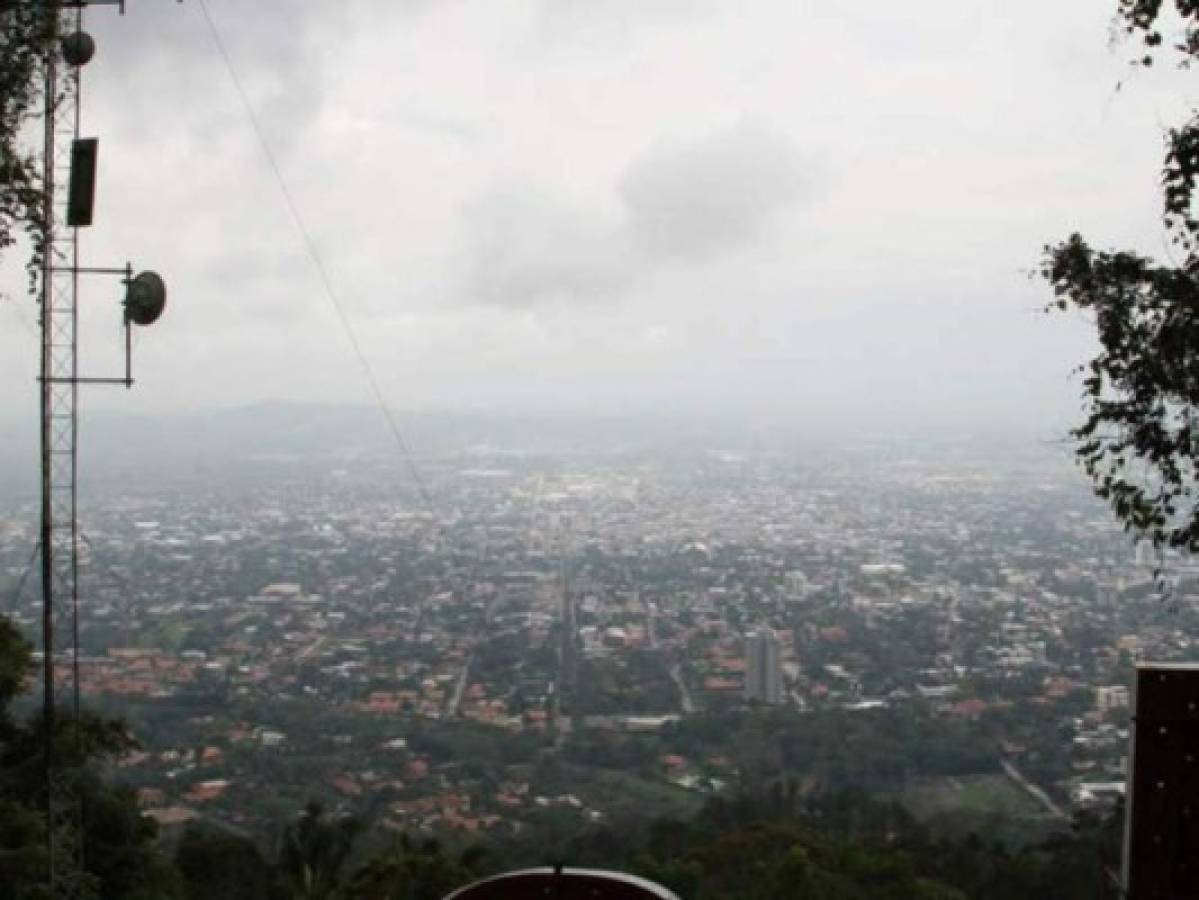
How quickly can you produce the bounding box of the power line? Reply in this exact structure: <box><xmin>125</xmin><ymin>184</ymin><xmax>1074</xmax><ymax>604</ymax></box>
<box><xmin>194</xmin><ymin>0</ymin><xmax>434</xmax><ymax>512</ymax></box>
<box><xmin>193</xmin><ymin>5</ymin><xmax>528</xmax><ymax>690</ymax></box>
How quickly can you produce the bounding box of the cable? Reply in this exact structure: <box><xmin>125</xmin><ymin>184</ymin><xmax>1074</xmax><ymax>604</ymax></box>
<box><xmin>194</xmin><ymin>0</ymin><xmax>435</xmax><ymax>513</ymax></box>
<box><xmin>192</xmin><ymin>4</ymin><xmax>533</xmax><ymax>688</ymax></box>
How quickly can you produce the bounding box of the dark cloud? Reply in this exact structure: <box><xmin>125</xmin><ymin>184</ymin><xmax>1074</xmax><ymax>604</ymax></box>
<box><xmin>619</xmin><ymin>122</ymin><xmax>807</xmax><ymax>262</ymax></box>
<box><xmin>72</xmin><ymin>4</ymin><xmax>324</xmax><ymax>164</ymax></box>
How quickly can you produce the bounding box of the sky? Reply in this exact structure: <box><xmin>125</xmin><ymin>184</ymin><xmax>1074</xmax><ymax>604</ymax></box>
<box><xmin>0</xmin><ymin>0</ymin><xmax>1195</xmax><ymax>433</ymax></box>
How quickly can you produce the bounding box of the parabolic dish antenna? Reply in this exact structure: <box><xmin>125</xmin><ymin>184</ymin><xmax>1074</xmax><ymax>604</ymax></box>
<box><xmin>61</xmin><ymin>31</ymin><xmax>96</xmax><ymax>67</ymax></box>
<box><xmin>124</xmin><ymin>271</ymin><xmax>166</xmax><ymax>326</ymax></box>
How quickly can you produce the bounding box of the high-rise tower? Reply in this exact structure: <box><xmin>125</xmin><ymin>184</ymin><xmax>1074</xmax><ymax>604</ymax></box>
<box><xmin>744</xmin><ymin>627</ymin><xmax>783</xmax><ymax>705</ymax></box>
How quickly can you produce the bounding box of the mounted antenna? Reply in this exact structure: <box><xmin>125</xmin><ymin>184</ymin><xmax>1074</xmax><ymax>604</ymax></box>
<box><xmin>60</xmin><ymin>32</ymin><xmax>95</xmax><ymax>67</ymax></box>
<box><xmin>125</xmin><ymin>271</ymin><xmax>167</xmax><ymax>326</ymax></box>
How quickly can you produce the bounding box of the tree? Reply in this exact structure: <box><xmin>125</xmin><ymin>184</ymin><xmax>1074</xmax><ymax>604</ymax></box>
<box><xmin>77</xmin><ymin>780</ymin><xmax>183</xmax><ymax>900</ymax></box>
<box><xmin>1044</xmin><ymin>3</ymin><xmax>1199</xmax><ymax>552</ymax></box>
<box><xmin>0</xmin><ymin>1</ymin><xmax>55</xmax><ymax>278</ymax></box>
<box><xmin>0</xmin><ymin>615</ymin><xmax>181</xmax><ymax>900</ymax></box>
<box><xmin>0</xmin><ymin>614</ymin><xmax>49</xmax><ymax>899</ymax></box>
<box><xmin>276</xmin><ymin>802</ymin><xmax>361</xmax><ymax>900</ymax></box>
<box><xmin>346</xmin><ymin>836</ymin><xmax>475</xmax><ymax>900</ymax></box>
<box><xmin>175</xmin><ymin>824</ymin><xmax>277</xmax><ymax>900</ymax></box>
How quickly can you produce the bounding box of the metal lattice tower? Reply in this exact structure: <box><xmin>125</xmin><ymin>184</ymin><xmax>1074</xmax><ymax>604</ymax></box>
<box><xmin>36</xmin><ymin>3</ymin><xmax>169</xmax><ymax>896</ymax></box>
<box><xmin>39</xmin><ymin>6</ymin><xmax>86</xmax><ymax>896</ymax></box>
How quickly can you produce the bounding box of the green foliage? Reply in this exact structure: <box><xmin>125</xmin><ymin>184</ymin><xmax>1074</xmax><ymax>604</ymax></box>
<box><xmin>1116</xmin><ymin>1</ymin><xmax>1199</xmax><ymax>63</ymax></box>
<box><xmin>574</xmin><ymin>651</ymin><xmax>678</xmax><ymax>716</ymax></box>
<box><xmin>175</xmin><ymin>825</ymin><xmax>277</xmax><ymax>900</ymax></box>
<box><xmin>561</xmin><ymin>789</ymin><xmax>1118</xmax><ymax>900</ymax></box>
<box><xmin>0</xmin><ymin>620</ymin><xmax>46</xmax><ymax>899</ymax></box>
<box><xmin>0</xmin><ymin>0</ymin><xmax>55</xmax><ymax>281</ymax></box>
<box><xmin>629</xmin><ymin>852</ymin><xmax>703</xmax><ymax>898</ymax></box>
<box><xmin>79</xmin><ymin>779</ymin><xmax>184</xmax><ymax>900</ymax></box>
<box><xmin>347</xmin><ymin>836</ymin><xmax>477</xmax><ymax>900</ymax></box>
<box><xmin>276</xmin><ymin>801</ymin><xmax>362</xmax><ymax>900</ymax></box>
<box><xmin>0</xmin><ymin>616</ymin><xmax>33</xmax><ymax>734</ymax></box>
<box><xmin>0</xmin><ymin>797</ymin><xmax>49</xmax><ymax>900</ymax></box>
<box><xmin>0</xmin><ymin>616</ymin><xmax>181</xmax><ymax>899</ymax></box>
<box><xmin>633</xmin><ymin>815</ymin><xmax>966</xmax><ymax>900</ymax></box>
<box><xmin>1042</xmin><ymin>235</ymin><xmax>1199</xmax><ymax>548</ymax></box>
<box><xmin>1045</xmin><ymin>3</ymin><xmax>1199</xmax><ymax>551</ymax></box>
<box><xmin>664</xmin><ymin>706</ymin><xmax>997</xmax><ymax>797</ymax></box>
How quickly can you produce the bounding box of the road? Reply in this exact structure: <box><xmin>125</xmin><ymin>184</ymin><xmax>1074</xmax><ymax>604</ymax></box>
<box><xmin>446</xmin><ymin>590</ymin><xmax>505</xmax><ymax>718</ymax></box>
<box><xmin>554</xmin><ymin>552</ymin><xmax>575</xmax><ymax>739</ymax></box>
<box><xmin>1001</xmin><ymin>759</ymin><xmax>1070</xmax><ymax>821</ymax></box>
<box><xmin>641</xmin><ymin>577</ymin><xmax>695</xmax><ymax>715</ymax></box>
<box><xmin>644</xmin><ymin>584</ymin><xmax>695</xmax><ymax>714</ymax></box>
<box><xmin>443</xmin><ymin>539</ymin><xmax>495</xmax><ymax>719</ymax></box>
<box><xmin>446</xmin><ymin>652</ymin><xmax>472</xmax><ymax>717</ymax></box>
<box><xmin>296</xmin><ymin>636</ymin><xmax>326</xmax><ymax>662</ymax></box>
<box><xmin>669</xmin><ymin>662</ymin><xmax>696</xmax><ymax>714</ymax></box>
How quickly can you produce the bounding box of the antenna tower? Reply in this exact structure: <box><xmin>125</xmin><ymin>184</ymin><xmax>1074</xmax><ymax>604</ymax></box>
<box><xmin>36</xmin><ymin>3</ymin><xmax>168</xmax><ymax>896</ymax></box>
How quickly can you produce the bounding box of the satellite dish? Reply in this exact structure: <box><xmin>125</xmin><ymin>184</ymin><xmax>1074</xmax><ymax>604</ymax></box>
<box><xmin>124</xmin><ymin>271</ymin><xmax>166</xmax><ymax>326</ymax></box>
<box><xmin>62</xmin><ymin>32</ymin><xmax>96</xmax><ymax>67</ymax></box>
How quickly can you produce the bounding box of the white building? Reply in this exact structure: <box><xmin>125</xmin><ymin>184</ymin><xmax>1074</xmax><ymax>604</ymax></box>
<box><xmin>1096</xmin><ymin>685</ymin><xmax>1130</xmax><ymax>713</ymax></box>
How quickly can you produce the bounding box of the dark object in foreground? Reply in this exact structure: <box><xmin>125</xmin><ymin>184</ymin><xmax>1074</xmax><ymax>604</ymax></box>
<box><xmin>1123</xmin><ymin>663</ymin><xmax>1199</xmax><ymax>899</ymax></box>
<box><xmin>444</xmin><ymin>867</ymin><xmax>679</xmax><ymax>899</ymax></box>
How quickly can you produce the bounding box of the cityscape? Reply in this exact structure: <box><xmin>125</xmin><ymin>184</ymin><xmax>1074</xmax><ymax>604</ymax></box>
<box><xmin>2</xmin><ymin>422</ymin><xmax>1186</xmax><ymax>847</ymax></box>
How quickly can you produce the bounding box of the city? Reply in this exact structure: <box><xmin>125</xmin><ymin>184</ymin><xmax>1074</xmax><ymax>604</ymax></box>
<box><xmin>2</xmin><ymin>428</ymin><xmax>1185</xmax><ymax>848</ymax></box>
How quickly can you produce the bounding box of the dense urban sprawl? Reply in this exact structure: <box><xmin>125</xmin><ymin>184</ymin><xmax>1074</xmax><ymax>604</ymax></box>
<box><xmin>1</xmin><ymin>436</ymin><xmax>1190</xmax><ymax>846</ymax></box>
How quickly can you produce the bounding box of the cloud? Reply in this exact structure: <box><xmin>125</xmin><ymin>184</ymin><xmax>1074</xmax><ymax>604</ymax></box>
<box><xmin>458</xmin><ymin>122</ymin><xmax>808</xmax><ymax>308</ymax></box>
<box><xmin>538</xmin><ymin>0</ymin><xmax>716</xmax><ymax>47</ymax></box>
<box><xmin>619</xmin><ymin>122</ymin><xmax>807</xmax><ymax>262</ymax></box>
<box><xmin>0</xmin><ymin>0</ymin><xmax>1126</xmax><ymax>425</ymax></box>
<box><xmin>459</xmin><ymin>182</ymin><xmax>630</xmax><ymax>308</ymax></box>
<box><xmin>90</xmin><ymin>0</ymin><xmax>392</xmax><ymax>157</ymax></box>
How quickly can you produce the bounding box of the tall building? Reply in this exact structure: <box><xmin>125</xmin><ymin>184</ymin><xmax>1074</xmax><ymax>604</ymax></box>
<box><xmin>785</xmin><ymin>570</ymin><xmax>809</xmax><ymax>602</ymax></box>
<box><xmin>744</xmin><ymin>627</ymin><xmax>783</xmax><ymax>705</ymax></box>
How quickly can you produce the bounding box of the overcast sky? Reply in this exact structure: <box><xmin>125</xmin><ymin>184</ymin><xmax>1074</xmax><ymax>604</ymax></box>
<box><xmin>0</xmin><ymin>0</ymin><xmax>1193</xmax><ymax>433</ymax></box>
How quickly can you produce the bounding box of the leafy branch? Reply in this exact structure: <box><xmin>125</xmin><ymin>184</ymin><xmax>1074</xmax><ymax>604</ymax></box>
<box><xmin>1046</xmin><ymin>2</ymin><xmax>1199</xmax><ymax>551</ymax></box>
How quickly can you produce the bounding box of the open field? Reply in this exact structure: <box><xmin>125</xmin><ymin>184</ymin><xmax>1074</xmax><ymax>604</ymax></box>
<box><xmin>898</xmin><ymin>774</ymin><xmax>1055</xmax><ymax>822</ymax></box>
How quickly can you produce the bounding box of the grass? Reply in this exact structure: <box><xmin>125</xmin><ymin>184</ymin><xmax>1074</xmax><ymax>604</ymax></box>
<box><xmin>894</xmin><ymin>774</ymin><xmax>1066</xmax><ymax>847</ymax></box>
<box><xmin>544</xmin><ymin>763</ymin><xmax>705</xmax><ymax>821</ymax></box>
<box><xmin>899</xmin><ymin>774</ymin><xmax>1050</xmax><ymax>820</ymax></box>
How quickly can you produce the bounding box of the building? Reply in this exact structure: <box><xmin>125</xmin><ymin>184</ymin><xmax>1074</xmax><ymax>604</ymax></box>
<box><xmin>744</xmin><ymin>628</ymin><xmax>783</xmax><ymax>705</ymax></box>
<box><xmin>1095</xmin><ymin>684</ymin><xmax>1129</xmax><ymax>713</ymax></box>
<box><xmin>785</xmin><ymin>570</ymin><xmax>808</xmax><ymax>602</ymax></box>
